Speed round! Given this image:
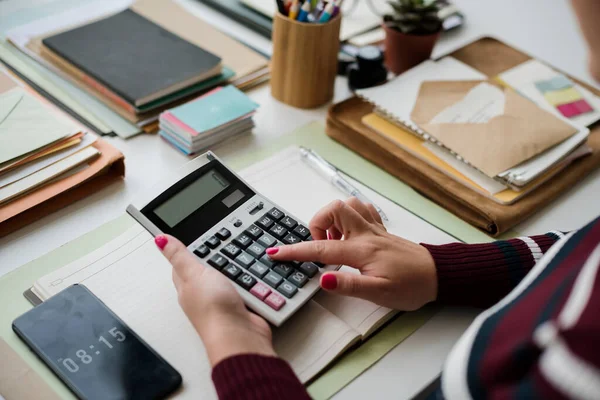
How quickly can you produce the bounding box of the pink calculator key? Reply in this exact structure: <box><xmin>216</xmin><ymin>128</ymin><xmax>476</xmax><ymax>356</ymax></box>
<box><xmin>264</xmin><ymin>292</ymin><xmax>286</xmax><ymax>311</ymax></box>
<box><xmin>250</xmin><ymin>282</ymin><xmax>271</xmax><ymax>301</ymax></box>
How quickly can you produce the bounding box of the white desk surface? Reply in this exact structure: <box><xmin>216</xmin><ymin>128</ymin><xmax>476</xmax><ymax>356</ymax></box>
<box><xmin>1</xmin><ymin>0</ymin><xmax>599</xmax><ymax>398</ymax></box>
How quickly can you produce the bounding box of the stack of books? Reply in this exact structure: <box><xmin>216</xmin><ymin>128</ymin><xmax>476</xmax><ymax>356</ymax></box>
<box><xmin>356</xmin><ymin>57</ymin><xmax>597</xmax><ymax>205</ymax></box>
<box><xmin>159</xmin><ymin>86</ymin><xmax>259</xmax><ymax>155</ymax></box>
<box><xmin>0</xmin><ymin>69</ymin><xmax>125</xmax><ymax>236</ymax></box>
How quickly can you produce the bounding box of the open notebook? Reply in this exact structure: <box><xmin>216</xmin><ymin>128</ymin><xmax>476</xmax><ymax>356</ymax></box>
<box><xmin>28</xmin><ymin>146</ymin><xmax>455</xmax><ymax>398</ymax></box>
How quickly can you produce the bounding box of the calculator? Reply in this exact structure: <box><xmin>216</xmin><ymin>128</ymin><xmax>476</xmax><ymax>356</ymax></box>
<box><xmin>127</xmin><ymin>152</ymin><xmax>340</xmax><ymax>326</ymax></box>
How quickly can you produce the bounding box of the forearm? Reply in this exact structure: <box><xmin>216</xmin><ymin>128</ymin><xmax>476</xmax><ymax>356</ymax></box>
<box><xmin>212</xmin><ymin>354</ymin><xmax>310</xmax><ymax>400</ymax></box>
<box><xmin>422</xmin><ymin>232</ymin><xmax>563</xmax><ymax>308</ymax></box>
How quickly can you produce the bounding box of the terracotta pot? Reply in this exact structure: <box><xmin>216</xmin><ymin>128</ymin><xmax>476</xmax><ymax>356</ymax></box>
<box><xmin>383</xmin><ymin>23</ymin><xmax>439</xmax><ymax>75</ymax></box>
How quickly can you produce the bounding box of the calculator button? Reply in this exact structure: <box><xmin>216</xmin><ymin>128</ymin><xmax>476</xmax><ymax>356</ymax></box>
<box><xmin>264</xmin><ymin>270</ymin><xmax>283</xmax><ymax>288</ymax></box>
<box><xmin>193</xmin><ymin>245</ymin><xmax>210</xmax><ymax>258</ymax></box>
<box><xmin>282</xmin><ymin>233</ymin><xmax>301</xmax><ymax>245</ymax></box>
<box><xmin>265</xmin><ymin>292</ymin><xmax>286</xmax><ymax>311</ymax></box>
<box><xmin>293</xmin><ymin>225</ymin><xmax>311</xmax><ymax>240</ymax></box>
<box><xmin>208</xmin><ymin>254</ymin><xmax>229</xmax><ymax>270</ymax></box>
<box><xmin>277</xmin><ymin>281</ymin><xmax>298</xmax><ymax>298</ymax></box>
<box><xmin>259</xmin><ymin>254</ymin><xmax>277</xmax><ymax>268</ymax></box>
<box><xmin>280</xmin><ymin>216</ymin><xmax>298</xmax><ymax>230</ymax></box>
<box><xmin>247</xmin><ymin>242</ymin><xmax>266</xmax><ymax>258</ymax></box>
<box><xmin>222</xmin><ymin>264</ymin><xmax>242</xmax><ymax>280</ymax></box>
<box><xmin>233</xmin><ymin>234</ymin><xmax>253</xmax><ymax>249</ymax></box>
<box><xmin>250</xmin><ymin>282</ymin><xmax>271</xmax><ymax>301</ymax></box>
<box><xmin>236</xmin><ymin>273</ymin><xmax>257</xmax><ymax>290</ymax></box>
<box><xmin>314</xmin><ymin>261</ymin><xmax>325</xmax><ymax>268</ymax></box>
<box><xmin>267</xmin><ymin>207</ymin><xmax>285</xmax><ymax>221</ymax></box>
<box><xmin>204</xmin><ymin>236</ymin><xmax>221</xmax><ymax>249</ymax></box>
<box><xmin>289</xmin><ymin>271</ymin><xmax>308</xmax><ymax>287</ymax></box>
<box><xmin>235</xmin><ymin>251</ymin><xmax>255</xmax><ymax>268</ymax></box>
<box><xmin>249</xmin><ymin>261</ymin><xmax>270</xmax><ymax>278</ymax></box>
<box><xmin>298</xmin><ymin>262</ymin><xmax>318</xmax><ymax>278</ymax></box>
<box><xmin>306</xmin><ymin>236</ymin><xmax>313</xmax><ymax>241</ymax></box>
<box><xmin>215</xmin><ymin>228</ymin><xmax>232</xmax><ymax>240</ymax></box>
<box><xmin>269</xmin><ymin>224</ymin><xmax>288</xmax><ymax>239</ymax></box>
<box><xmin>291</xmin><ymin>260</ymin><xmax>302</xmax><ymax>268</ymax></box>
<box><xmin>256</xmin><ymin>233</ymin><xmax>277</xmax><ymax>248</ymax></box>
<box><xmin>245</xmin><ymin>225</ymin><xmax>264</xmax><ymax>240</ymax></box>
<box><xmin>220</xmin><ymin>243</ymin><xmax>241</xmax><ymax>259</ymax></box>
<box><xmin>256</xmin><ymin>215</ymin><xmax>275</xmax><ymax>230</ymax></box>
<box><xmin>273</xmin><ymin>263</ymin><xmax>294</xmax><ymax>278</ymax></box>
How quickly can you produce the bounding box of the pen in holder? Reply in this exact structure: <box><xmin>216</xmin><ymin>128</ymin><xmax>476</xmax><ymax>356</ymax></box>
<box><xmin>270</xmin><ymin>12</ymin><xmax>341</xmax><ymax>109</ymax></box>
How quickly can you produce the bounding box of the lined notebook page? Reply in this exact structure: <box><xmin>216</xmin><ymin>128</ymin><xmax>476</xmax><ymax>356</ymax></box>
<box><xmin>241</xmin><ymin>146</ymin><xmax>457</xmax><ymax>337</ymax></box>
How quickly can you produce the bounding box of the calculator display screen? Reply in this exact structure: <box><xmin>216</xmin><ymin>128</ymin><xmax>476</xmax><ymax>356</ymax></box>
<box><xmin>154</xmin><ymin>169</ymin><xmax>229</xmax><ymax>227</ymax></box>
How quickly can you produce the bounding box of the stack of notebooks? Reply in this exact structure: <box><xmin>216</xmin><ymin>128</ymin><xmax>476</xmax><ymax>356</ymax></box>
<box><xmin>0</xmin><ymin>68</ymin><xmax>124</xmax><ymax>237</ymax></box>
<box><xmin>6</xmin><ymin>0</ymin><xmax>269</xmax><ymax>134</ymax></box>
<box><xmin>159</xmin><ymin>86</ymin><xmax>259</xmax><ymax>155</ymax></box>
<box><xmin>356</xmin><ymin>57</ymin><xmax>598</xmax><ymax>205</ymax></box>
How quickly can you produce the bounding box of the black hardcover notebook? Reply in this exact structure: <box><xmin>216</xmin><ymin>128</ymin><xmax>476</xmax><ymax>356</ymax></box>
<box><xmin>43</xmin><ymin>9</ymin><xmax>222</xmax><ymax>106</ymax></box>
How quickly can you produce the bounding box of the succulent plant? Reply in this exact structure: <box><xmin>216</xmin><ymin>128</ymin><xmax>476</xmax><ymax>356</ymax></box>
<box><xmin>384</xmin><ymin>0</ymin><xmax>442</xmax><ymax>35</ymax></box>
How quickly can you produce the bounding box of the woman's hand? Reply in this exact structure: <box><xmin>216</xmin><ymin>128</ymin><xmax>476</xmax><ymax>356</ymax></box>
<box><xmin>266</xmin><ymin>198</ymin><xmax>438</xmax><ymax>311</ymax></box>
<box><xmin>155</xmin><ymin>235</ymin><xmax>275</xmax><ymax>366</ymax></box>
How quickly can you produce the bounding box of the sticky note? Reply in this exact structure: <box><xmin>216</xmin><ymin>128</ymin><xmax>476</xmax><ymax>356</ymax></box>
<box><xmin>557</xmin><ymin>99</ymin><xmax>594</xmax><ymax>118</ymax></box>
<box><xmin>543</xmin><ymin>87</ymin><xmax>583</xmax><ymax>106</ymax></box>
<box><xmin>535</xmin><ymin>75</ymin><xmax>573</xmax><ymax>93</ymax></box>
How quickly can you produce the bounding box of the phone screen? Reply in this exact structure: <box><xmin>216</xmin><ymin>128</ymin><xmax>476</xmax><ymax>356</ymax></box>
<box><xmin>13</xmin><ymin>285</ymin><xmax>181</xmax><ymax>400</ymax></box>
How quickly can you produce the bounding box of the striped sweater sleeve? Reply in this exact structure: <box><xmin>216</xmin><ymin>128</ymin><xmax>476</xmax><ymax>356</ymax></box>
<box><xmin>421</xmin><ymin>232</ymin><xmax>565</xmax><ymax>308</ymax></box>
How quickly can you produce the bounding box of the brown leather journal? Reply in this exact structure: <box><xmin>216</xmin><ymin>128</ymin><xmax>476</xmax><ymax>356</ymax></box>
<box><xmin>326</xmin><ymin>37</ymin><xmax>600</xmax><ymax>236</ymax></box>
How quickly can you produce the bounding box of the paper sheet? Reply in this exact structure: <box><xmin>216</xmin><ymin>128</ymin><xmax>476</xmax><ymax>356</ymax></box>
<box><xmin>429</xmin><ymin>82</ymin><xmax>505</xmax><ymax>124</ymax></box>
<box><xmin>0</xmin><ymin>87</ymin><xmax>79</xmax><ymax>164</ymax></box>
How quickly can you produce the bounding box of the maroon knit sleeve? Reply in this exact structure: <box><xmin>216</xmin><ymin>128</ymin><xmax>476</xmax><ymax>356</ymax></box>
<box><xmin>421</xmin><ymin>232</ymin><xmax>563</xmax><ymax>308</ymax></box>
<box><xmin>211</xmin><ymin>354</ymin><xmax>310</xmax><ymax>400</ymax></box>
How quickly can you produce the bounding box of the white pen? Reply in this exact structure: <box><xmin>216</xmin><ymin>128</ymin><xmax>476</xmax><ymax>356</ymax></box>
<box><xmin>299</xmin><ymin>146</ymin><xmax>389</xmax><ymax>222</ymax></box>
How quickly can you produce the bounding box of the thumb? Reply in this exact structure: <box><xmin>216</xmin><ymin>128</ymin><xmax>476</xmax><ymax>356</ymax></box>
<box><xmin>320</xmin><ymin>271</ymin><xmax>385</xmax><ymax>301</ymax></box>
<box><xmin>156</xmin><ymin>234</ymin><xmax>205</xmax><ymax>281</ymax></box>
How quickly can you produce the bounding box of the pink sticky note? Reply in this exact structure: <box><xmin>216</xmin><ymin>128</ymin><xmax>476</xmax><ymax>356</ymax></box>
<box><xmin>557</xmin><ymin>102</ymin><xmax>579</xmax><ymax>118</ymax></box>
<box><xmin>573</xmin><ymin>98</ymin><xmax>594</xmax><ymax>114</ymax></box>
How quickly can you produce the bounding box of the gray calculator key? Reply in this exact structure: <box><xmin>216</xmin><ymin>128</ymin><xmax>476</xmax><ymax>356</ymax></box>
<box><xmin>247</xmin><ymin>242</ymin><xmax>266</xmax><ymax>258</ymax></box>
<box><xmin>267</xmin><ymin>207</ymin><xmax>285</xmax><ymax>221</ymax></box>
<box><xmin>193</xmin><ymin>245</ymin><xmax>210</xmax><ymax>258</ymax></box>
<box><xmin>289</xmin><ymin>271</ymin><xmax>308</xmax><ymax>287</ymax></box>
<box><xmin>257</xmin><ymin>233</ymin><xmax>277</xmax><ymax>248</ymax></box>
<box><xmin>282</xmin><ymin>233</ymin><xmax>301</xmax><ymax>245</ymax></box>
<box><xmin>256</xmin><ymin>215</ymin><xmax>275</xmax><ymax>230</ymax></box>
<box><xmin>260</xmin><ymin>254</ymin><xmax>277</xmax><ymax>268</ymax></box>
<box><xmin>220</xmin><ymin>243</ymin><xmax>241</xmax><ymax>259</ymax></box>
<box><xmin>222</xmin><ymin>264</ymin><xmax>242</xmax><ymax>280</ymax></box>
<box><xmin>235</xmin><ymin>251</ymin><xmax>255</xmax><ymax>268</ymax></box>
<box><xmin>269</xmin><ymin>224</ymin><xmax>288</xmax><ymax>239</ymax></box>
<box><xmin>280</xmin><ymin>216</ymin><xmax>298</xmax><ymax>230</ymax></box>
<box><xmin>298</xmin><ymin>262</ymin><xmax>319</xmax><ymax>278</ymax></box>
<box><xmin>273</xmin><ymin>263</ymin><xmax>294</xmax><ymax>278</ymax></box>
<box><xmin>233</xmin><ymin>233</ymin><xmax>253</xmax><ymax>249</ymax></box>
<box><xmin>249</xmin><ymin>261</ymin><xmax>269</xmax><ymax>278</ymax></box>
<box><xmin>204</xmin><ymin>236</ymin><xmax>221</xmax><ymax>249</ymax></box>
<box><xmin>236</xmin><ymin>273</ymin><xmax>256</xmax><ymax>290</ymax></box>
<box><xmin>264</xmin><ymin>270</ymin><xmax>283</xmax><ymax>288</ymax></box>
<box><xmin>208</xmin><ymin>254</ymin><xmax>229</xmax><ymax>270</ymax></box>
<box><xmin>277</xmin><ymin>281</ymin><xmax>298</xmax><ymax>298</ymax></box>
<box><xmin>293</xmin><ymin>225</ymin><xmax>311</xmax><ymax>239</ymax></box>
<box><xmin>245</xmin><ymin>225</ymin><xmax>263</xmax><ymax>240</ymax></box>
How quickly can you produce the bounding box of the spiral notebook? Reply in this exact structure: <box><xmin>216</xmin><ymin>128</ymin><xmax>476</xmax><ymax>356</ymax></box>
<box><xmin>356</xmin><ymin>57</ymin><xmax>589</xmax><ymax>187</ymax></box>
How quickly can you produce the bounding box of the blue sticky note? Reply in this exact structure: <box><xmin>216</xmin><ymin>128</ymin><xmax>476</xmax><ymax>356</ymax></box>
<box><xmin>169</xmin><ymin>86</ymin><xmax>259</xmax><ymax>134</ymax></box>
<box><xmin>535</xmin><ymin>75</ymin><xmax>573</xmax><ymax>93</ymax></box>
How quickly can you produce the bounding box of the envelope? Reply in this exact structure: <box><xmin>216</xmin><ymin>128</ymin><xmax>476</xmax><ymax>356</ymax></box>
<box><xmin>410</xmin><ymin>80</ymin><xmax>579</xmax><ymax>177</ymax></box>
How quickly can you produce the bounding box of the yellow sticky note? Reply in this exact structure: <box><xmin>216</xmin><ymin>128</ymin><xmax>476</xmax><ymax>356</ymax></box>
<box><xmin>544</xmin><ymin>87</ymin><xmax>582</xmax><ymax>106</ymax></box>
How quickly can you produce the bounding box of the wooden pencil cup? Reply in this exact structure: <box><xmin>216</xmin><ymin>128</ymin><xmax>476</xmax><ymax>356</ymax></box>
<box><xmin>271</xmin><ymin>12</ymin><xmax>341</xmax><ymax>109</ymax></box>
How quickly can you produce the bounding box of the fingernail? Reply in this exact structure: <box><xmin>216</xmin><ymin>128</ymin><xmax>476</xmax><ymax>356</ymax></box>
<box><xmin>321</xmin><ymin>273</ymin><xmax>337</xmax><ymax>290</ymax></box>
<box><xmin>266</xmin><ymin>247</ymin><xmax>279</xmax><ymax>255</ymax></box>
<box><xmin>327</xmin><ymin>231</ymin><xmax>332</xmax><ymax>240</ymax></box>
<box><xmin>155</xmin><ymin>235</ymin><xmax>168</xmax><ymax>250</ymax></box>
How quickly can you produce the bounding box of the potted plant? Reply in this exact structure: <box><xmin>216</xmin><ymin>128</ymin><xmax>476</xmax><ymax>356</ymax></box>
<box><xmin>383</xmin><ymin>0</ymin><xmax>443</xmax><ymax>75</ymax></box>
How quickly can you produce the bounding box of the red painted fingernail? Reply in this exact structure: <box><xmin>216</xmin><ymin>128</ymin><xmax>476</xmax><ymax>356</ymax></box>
<box><xmin>155</xmin><ymin>235</ymin><xmax>168</xmax><ymax>250</ymax></box>
<box><xmin>321</xmin><ymin>274</ymin><xmax>337</xmax><ymax>290</ymax></box>
<box><xmin>327</xmin><ymin>231</ymin><xmax>332</xmax><ymax>240</ymax></box>
<box><xmin>266</xmin><ymin>247</ymin><xmax>279</xmax><ymax>255</ymax></box>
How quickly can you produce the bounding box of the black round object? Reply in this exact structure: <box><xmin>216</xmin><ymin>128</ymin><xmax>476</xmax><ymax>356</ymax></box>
<box><xmin>347</xmin><ymin>46</ymin><xmax>387</xmax><ymax>91</ymax></box>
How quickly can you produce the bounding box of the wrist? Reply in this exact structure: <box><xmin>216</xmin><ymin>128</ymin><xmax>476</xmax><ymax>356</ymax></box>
<box><xmin>418</xmin><ymin>244</ymin><xmax>438</xmax><ymax>304</ymax></box>
<box><xmin>198</xmin><ymin>318</ymin><xmax>275</xmax><ymax>367</ymax></box>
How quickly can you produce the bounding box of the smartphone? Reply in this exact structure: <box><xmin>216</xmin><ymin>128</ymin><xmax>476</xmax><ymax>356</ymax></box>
<box><xmin>13</xmin><ymin>284</ymin><xmax>182</xmax><ymax>400</ymax></box>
